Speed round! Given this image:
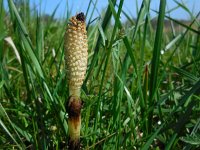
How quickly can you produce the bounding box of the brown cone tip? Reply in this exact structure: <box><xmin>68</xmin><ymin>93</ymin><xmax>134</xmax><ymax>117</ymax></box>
<box><xmin>76</xmin><ymin>12</ymin><xmax>85</xmax><ymax>22</ymax></box>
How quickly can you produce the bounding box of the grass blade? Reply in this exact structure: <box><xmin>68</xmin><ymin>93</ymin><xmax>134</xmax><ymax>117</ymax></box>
<box><xmin>148</xmin><ymin>0</ymin><xmax>166</xmax><ymax>133</ymax></box>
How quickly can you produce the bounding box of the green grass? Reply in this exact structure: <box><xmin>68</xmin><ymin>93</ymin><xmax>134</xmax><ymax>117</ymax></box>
<box><xmin>1</xmin><ymin>0</ymin><xmax>200</xmax><ymax>149</ymax></box>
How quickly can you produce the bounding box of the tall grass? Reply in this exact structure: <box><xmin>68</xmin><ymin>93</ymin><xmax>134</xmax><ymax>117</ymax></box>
<box><xmin>1</xmin><ymin>0</ymin><xmax>200</xmax><ymax>149</ymax></box>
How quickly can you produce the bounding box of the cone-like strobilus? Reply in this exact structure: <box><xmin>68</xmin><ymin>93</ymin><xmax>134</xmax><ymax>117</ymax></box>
<box><xmin>64</xmin><ymin>12</ymin><xmax>88</xmax><ymax>150</ymax></box>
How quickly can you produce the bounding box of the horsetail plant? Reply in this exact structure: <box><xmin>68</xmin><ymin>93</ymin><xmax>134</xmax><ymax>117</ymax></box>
<box><xmin>64</xmin><ymin>12</ymin><xmax>88</xmax><ymax>149</ymax></box>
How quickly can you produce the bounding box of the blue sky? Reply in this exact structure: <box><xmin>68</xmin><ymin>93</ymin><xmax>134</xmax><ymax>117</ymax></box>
<box><xmin>5</xmin><ymin>0</ymin><xmax>200</xmax><ymax>21</ymax></box>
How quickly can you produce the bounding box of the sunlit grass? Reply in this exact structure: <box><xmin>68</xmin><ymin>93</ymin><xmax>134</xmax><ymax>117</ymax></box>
<box><xmin>0</xmin><ymin>0</ymin><xmax>200</xmax><ymax>149</ymax></box>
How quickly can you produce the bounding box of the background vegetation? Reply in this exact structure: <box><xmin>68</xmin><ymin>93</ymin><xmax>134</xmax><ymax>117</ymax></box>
<box><xmin>0</xmin><ymin>0</ymin><xmax>200</xmax><ymax>149</ymax></box>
